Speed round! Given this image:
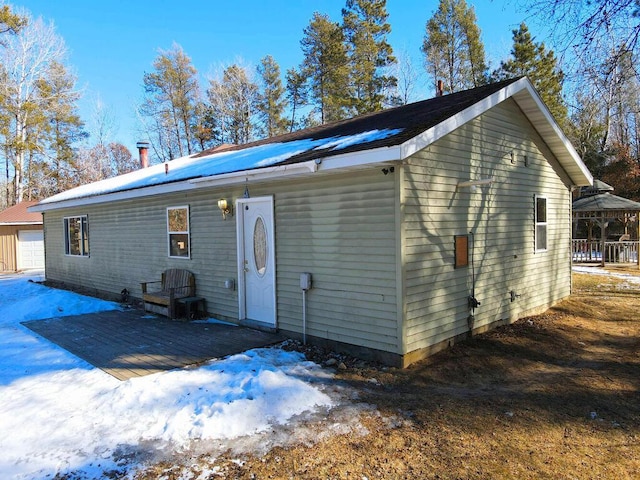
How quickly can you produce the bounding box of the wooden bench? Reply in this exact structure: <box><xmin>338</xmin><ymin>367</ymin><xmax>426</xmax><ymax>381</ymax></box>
<box><xmin>141</xmin><ymin>269</ymin><xmax>196</xmax><ymax>319</ymax></box>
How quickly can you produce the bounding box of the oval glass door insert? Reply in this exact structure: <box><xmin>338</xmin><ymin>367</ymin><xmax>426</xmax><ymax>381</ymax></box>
<box><xmin>253</xmin><ymin>216</ymin><xmax>267</xmax><ymax>276</ymax></box>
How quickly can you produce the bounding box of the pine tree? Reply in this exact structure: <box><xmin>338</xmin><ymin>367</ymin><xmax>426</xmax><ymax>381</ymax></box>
<box><xmin>140</xmin><ymin>44</ymin><xmax>200</xmax><ymax>161</ymax></box>
<box><xmin>300</xmin><ymin>12</ymin><xmax>351</xmax><ymax>123</ymax></box>
<box><xmin>493</xmin><ymin>23</ymin><xmax>567</xmax><ymax>123</ymax></box>
<box><xmin>0</xmin><ymin>5</ymin><xmax>27</xmax><ymax>41</ymax></box>
<box><xmin>192</xmin><ymin>101</ymin><xmax>219</xmax><ymax>151</ymax></box>
<box><xmin>285</xmin><ymin>67</ymin><xmax>308</xmax><ymax>132</ymax></box>
<box><xmin>35</xmin><ymin>61</ymin><xmax>87</xmax><ymax>196</ymax></box>
<box><xmin>341</xmin><ymin>0</ymin><xmax>396</xmax><ymax>114</ymax></box>
<box><xmin>421</xmin><ymin>0</ymin><xmax>487</xmax><ymax>94</ymax></box>
<box><xmin>256</xmin><ymin>55</ymin><xmax>288</xmax><ymax>138</ymax></box>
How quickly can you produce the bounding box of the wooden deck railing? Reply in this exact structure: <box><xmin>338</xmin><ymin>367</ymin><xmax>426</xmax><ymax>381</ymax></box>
<box><xmin>572</xmin><ymin>239</ymin><xmax>639</xmax><ymax>264</ymax></box>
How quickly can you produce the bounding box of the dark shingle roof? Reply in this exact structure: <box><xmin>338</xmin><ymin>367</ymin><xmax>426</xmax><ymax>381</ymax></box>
<box><xmin>195</xmin><ymin>77</ymin><xmax>523</xmax><ymax>165</ymax></box>
<box><xmin>33</xmin><ymin>77</ymin><xmax>592</xmax><ymax>211</ymax></box>
<box><xmin>579</xmin><ymin>179</ymin><xmax>614</xmax><ymax>196</ymax></box>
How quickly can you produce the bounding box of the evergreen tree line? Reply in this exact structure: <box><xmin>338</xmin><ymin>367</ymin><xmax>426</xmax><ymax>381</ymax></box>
<box><xmin>138</xmin><ymin>0</ymin><xmax>399</xmax><ymax>162</ymax></box>
<box><xmin>1</xmin><ymin>0</ymin><xmax>639</xmax><ymax>208</ymax></box>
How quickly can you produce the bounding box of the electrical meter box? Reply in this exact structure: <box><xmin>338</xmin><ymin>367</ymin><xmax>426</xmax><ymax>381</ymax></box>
<box><xmin>300</xmin><ymin>273</ymin><xmax>312</xmax><ymax>290</ymax></box>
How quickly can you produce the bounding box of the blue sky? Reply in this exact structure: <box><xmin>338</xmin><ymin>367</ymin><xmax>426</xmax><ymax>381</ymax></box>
<box><xmin>13</xmin><ymin>0</ymin><xmax>531</xmax><ymax>153</ymax></box>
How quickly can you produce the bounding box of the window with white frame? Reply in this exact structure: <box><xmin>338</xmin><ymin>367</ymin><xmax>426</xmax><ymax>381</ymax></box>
<box><xmin>64</xmin><ymin>215</ymin><xmax>89</xmax><ymax>256</ymax></box>
<box><xmin>535</xmin><ymin>195</ymin><xmax>547</xmax><ymax>251</ymax></box>
<box><xmin>167</xmin><ymin>206</ymin><xmax>190</xmax><ymax>258</ymax></box>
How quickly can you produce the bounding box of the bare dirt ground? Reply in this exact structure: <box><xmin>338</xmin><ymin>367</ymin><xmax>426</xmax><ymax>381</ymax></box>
<box><xmin>137</xmin><ymin>267</ymin><xmax>640</xmax><ymax>479</ymax></box>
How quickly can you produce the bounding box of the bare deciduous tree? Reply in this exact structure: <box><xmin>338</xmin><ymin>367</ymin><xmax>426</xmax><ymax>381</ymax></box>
<box><xmin>389</xmin><ymin>48</ymin><xmax>422</xmax><ymax>105</ymax></box>
<box><xmin>0</xmin><ymin>15</ymin><xmax>67</xmax><ymax>203</ymax></box>
<box><xmin>207</xmin><ymin>63</ymin><xmax>258</xmax><ymax>145</ymax></box>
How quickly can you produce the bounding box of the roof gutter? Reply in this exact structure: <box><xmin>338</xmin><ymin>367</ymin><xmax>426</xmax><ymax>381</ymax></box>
<box><xmin>30</xmin><ymin>160</ymin><xmax>321</xmax><ymax>213</ymax></box>
<box><xmin>188</xmin><ymin>159</ymin><xmax>319</xmax><ymax>187</ymax></box>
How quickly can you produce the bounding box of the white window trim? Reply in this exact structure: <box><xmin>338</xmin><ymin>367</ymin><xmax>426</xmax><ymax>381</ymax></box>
<box><xmin>167</xmin><ymin>205</ymin><xmax>191</xmax><ymax>259</ymax></box>
<box><xmin>63</xmin><ymin>215</ymin><xmax>89</xmax><ymax>257</ymax></box>
<box><xmin>534</xmin><ymin>195</ymin><xmax>548</xmax><ymax>252</ymax></box>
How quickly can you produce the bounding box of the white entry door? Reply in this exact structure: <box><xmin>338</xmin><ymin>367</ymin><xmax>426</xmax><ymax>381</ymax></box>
<box><xmin>237</xmin><ymin>197</ymin><xmax>276</xmax><ymax>326</ymax></box>
<box><xmin>18</xmin><ymin>230</ymin><xmax>44</xmax><ymax>270</ymax></box>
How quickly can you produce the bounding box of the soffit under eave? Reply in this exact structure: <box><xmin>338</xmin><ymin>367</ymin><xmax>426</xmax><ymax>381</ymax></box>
<box><xmin>511</xmin><ymin>87</ymin><xmax>592</xmax><ymax>187</ymax></box>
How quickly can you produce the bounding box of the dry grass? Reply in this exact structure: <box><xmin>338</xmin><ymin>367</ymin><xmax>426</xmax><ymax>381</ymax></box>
<box><xmin>136</xmin><ymin>268</ymin><xmax>640</xmax><ymax>479</ymax></box>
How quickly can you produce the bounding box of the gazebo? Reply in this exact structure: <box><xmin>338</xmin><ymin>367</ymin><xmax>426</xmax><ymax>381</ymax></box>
<box><xmin>572</xmin><ymin>180</ymin><xmax>640</xmax><ymax>266</ymax></box>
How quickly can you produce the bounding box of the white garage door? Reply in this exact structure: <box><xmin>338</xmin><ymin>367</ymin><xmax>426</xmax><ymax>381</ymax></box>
<box><xmin>18</xmin><ymin>230</ymin><xmax>44</xmax><ymax>270</ymax></box>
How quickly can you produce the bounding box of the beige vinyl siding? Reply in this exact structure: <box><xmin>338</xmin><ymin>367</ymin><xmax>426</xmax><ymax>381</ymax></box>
<box><xmin>402</xmin><ymin>99</ymin><xmax>572</xmax><ymax>354</ymax></box>
<box><xmin>0</xmin><ymin>226</ymin><xmax>18</xmax><ymax>272</ymax></box>
<box><xmin>43</xmin><ymin>189</ymin><xmax>244</xmax><ymax>320</ymax></box>
<box><xmin>42</xmin><ymin>170</ymin><xmax>400</xmax><ymax>353</ymax></box>
<box><xmin>274</xmin><ymin>170</ymin><xmax>400</xmax><ymax>353</ymax></box>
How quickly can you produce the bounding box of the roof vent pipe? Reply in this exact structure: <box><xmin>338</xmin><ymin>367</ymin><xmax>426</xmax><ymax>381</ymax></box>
<box><xmin>136</xmin><ymin>141</ymin><xmax>150</xmax><ymax>168</ymax></box>
<box><xmin>436</xmin><ymin>79</ymin><xmax>444</xmax><ymax>97</ymax></box>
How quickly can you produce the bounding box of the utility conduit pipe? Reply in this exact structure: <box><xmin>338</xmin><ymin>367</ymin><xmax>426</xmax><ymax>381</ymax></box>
<box><xmin>300</xmin><ymin>273</ymin><xmax>312</xmax><ymax>344</ymax></box>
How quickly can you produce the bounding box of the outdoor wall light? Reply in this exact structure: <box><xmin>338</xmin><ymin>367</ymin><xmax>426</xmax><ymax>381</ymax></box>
<box><xmin>218</xmin><ymin>198</ymin><xmax>232</xmax><ymax>219</ymax></box>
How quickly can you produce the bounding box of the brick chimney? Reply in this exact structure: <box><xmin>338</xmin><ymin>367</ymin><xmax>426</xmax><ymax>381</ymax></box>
<box><xmin>136</xmin><ymin>141</ymin><xmax>150</xmax><ymax>168</ymax></box>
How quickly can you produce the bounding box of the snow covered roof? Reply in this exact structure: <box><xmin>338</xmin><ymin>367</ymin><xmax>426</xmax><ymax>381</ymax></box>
<box><xmin>32</xmin><ymin>77</ymin><xmax>592</xmax><ymax>212</ymax></box>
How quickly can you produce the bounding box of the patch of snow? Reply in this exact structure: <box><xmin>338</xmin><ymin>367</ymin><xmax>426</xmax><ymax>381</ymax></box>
<box><xmin>0</xmin><ymin>274</ymin><xmax>351</xmax><ymax>479</ymax></box>
<box><xmin>313</xmin><ymin>129</ymin><xmax>402</xmax><ymax>151</ymax></box>
<box><xmin>573</xmin><ymin>265</ymin><xmax>640</xmax><ymax>285</ymax></box>
<box><xmin>192</xmin><ymin>317</ymin><xmax>238</xmax><ymax>326</ymax></box>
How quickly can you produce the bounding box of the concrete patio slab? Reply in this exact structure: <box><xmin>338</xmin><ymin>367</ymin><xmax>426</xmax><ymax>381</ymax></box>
<box><xmin>22</xmin><ymin>309</ymin><xmax>286</xmax><ymax>380</ymax></box>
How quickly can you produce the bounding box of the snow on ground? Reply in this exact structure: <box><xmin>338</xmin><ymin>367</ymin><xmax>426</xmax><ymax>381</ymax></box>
<box><xmin>572</xmin><ymin>265</ymin><xmax>640</xmax><ymax>286</ymax></box>
<box><xmin>0</xmin><ymin>272</ymin><xmax>346</xmax><ymax>479</ymax></box>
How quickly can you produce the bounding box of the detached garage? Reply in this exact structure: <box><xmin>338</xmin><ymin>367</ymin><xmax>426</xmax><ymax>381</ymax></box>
<box><xmin>0</xmin><ymin>201</ymin><xmax>44</xmax><ymax>272</ymax></box>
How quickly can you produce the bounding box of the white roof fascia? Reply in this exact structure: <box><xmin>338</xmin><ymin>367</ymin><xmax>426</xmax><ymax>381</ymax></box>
<box><xmin>31</xmin><ymin>160</ymin><xmax>320</xmax><ymax>212</ymax></box>
<box><xmin>188</xmin><ymin>159</ymin><xmax>318</xmax><ymax>187</ymax></box>
<box><xmin>511</xmin><ymin>81</ymin><xmax>592</xmax><ymax>186</ymax></box>
<box><xmin>399</xmin><ymin>83</ymin><xmax>517</xmax><ymax>159</ymax></box>
<box><xmin>399</xmin><ymin>77</ymin><xmax>592</xmax><ymax>187</ymax></box>
<box><xmin>315</xmin><ymin>145</ymin><xmax>401</xmax><ymax>170</ymax></box>
<box><xmin>30</xmin><ymin>179</ymin><xmax>198</xmax><ymax>212</ymax></box>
